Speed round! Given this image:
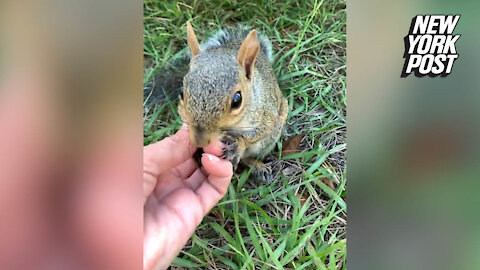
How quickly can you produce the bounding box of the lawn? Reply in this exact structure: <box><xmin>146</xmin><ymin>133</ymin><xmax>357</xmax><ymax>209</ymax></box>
<box><xmin>143</xmin><ymin>0</ymin><xmax>346</xmax><ymax>269</ymax></box>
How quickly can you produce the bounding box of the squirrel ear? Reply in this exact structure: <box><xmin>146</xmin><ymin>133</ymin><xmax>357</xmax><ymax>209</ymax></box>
<box><xmin>237</xmin><ymin>30</ymin><xmax>260</xmax><ymax>80</ymax></box>
<box><xmin>186</xmin><ymin>21</ymin><xmax>200</xmax><ymax>58</ymax></box>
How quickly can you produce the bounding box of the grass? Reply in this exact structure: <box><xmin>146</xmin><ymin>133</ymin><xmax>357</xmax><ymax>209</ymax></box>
<box><xmin>143</xmin><ymin>0</ymin><xmax>346</xmax><ymax>269</ymax></box>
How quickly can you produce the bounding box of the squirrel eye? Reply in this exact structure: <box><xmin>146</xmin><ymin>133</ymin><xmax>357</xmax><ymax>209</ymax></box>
<box><xmin>231</xmin><ymin>91</ymin><xmax>242</xmax><ymax>110</ymax></box>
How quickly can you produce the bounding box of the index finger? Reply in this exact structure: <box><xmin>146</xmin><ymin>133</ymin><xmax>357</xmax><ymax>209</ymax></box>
<box><xmin>144</xmin><ymin>125</ymin><xmax>197</xmax><ymax>177</ymax></box>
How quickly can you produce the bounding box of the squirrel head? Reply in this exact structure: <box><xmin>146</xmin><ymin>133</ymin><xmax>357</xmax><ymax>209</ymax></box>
<box><xmin>178</xmin><ymin>22</ymin><xmax>260</xmax><ymax>147</ymax></box>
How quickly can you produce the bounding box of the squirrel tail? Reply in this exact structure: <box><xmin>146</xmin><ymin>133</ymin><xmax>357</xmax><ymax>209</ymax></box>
<box><xmin>143</xmin><ymin>50</ymin><xmax>190</xmax><ymax>112</ymax></box>
<box><xmin>201</xmin><ymin>25</ymin><xmax>274</xmax><ymax>62</ymax></box>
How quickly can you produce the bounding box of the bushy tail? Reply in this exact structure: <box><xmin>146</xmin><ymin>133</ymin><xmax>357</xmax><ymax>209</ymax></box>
<box><xmin>201</xmin><ymin>25</ymin><xmax>273</xmax><ymax>62</ymax></box>
<box><xmin>143</xmin><ymin>50</ymin><xmax>190</xmax><ymax>112</ymax></box>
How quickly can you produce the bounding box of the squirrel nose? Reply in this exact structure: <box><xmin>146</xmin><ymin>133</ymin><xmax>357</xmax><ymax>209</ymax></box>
<box><xmin>192</xmin><ymin>128</ymin><xmax>211</xmax><ymax>147</ymax></box>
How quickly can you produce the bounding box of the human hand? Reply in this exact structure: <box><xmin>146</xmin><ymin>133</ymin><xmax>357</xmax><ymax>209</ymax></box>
<box><xmin>143</xmin><ymin>125</ymin><xmax>233</xmax><ymax>270</ymax></box>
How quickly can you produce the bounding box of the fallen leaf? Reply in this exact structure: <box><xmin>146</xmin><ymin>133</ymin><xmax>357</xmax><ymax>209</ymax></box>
<box><xmin>281</xmin><ymin>27</ymin><xmax>293</xmax><ymax>37</ymax></box>
<box><xmin>295</xmin><ymin>192</ymin><xmax>309</xmax><ymax>207</ymax></box>
<box><xmin>335</xmin><ymin>3</ymin><xmax>346</xmax><ymax>10</ymax></box>
<box><xmin>282</xmin><ymin>134</ymin><xmax>303</xmax><ymax>157</ymax></box>
<box><xmin>285</xmin><ymin>42</ymin><xmax>296</xmax><ymax>49</ymax></box>
<box><xmin>320</xmin><ymin>177</ymin><xmax>335</xmax><ymax>190</ymax></box>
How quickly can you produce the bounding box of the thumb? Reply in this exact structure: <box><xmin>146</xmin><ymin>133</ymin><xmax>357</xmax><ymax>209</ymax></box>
<box><xmin>195</xmin><ymin>153</ymin><xmax>233</xmax><ymax>214</ymax></box>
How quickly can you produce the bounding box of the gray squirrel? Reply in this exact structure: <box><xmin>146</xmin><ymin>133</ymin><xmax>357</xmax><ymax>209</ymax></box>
<box><xmin>145</xmin><ymin>22</ymin><xmax>288</xmax><ymax>183</ymax></box>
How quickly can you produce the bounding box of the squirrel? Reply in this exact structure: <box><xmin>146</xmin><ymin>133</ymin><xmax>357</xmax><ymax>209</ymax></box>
<box><xmin>145</xmin><ymin>22</ymin><xmax>288</xmax><ymax>183</ymax></box>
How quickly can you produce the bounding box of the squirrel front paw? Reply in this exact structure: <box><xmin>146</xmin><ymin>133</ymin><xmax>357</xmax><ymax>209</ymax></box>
<box><xmin>221</xmin><ymin>135</ymin><xmax>240</xmax><ymax>170</ymax></box>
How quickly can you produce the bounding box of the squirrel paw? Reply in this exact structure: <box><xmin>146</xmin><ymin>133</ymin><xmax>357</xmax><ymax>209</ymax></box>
<box><xmin>251</xmin><ymin>161</ymin><xmax>275</xmax><ymax>184</ymax></box>
<box><xmin>244</xmin><ymin>158</ymin><xmax>276</xmax><ymax>184</ymax></box>
<box><xmin>221</xmin><ymin>135</ymin><xmax>240</xmax><ymax>170</ymax></box>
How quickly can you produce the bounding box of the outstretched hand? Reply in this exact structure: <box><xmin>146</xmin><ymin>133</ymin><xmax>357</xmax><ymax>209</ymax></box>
<box><xmin>143</xmin><ymin>125</ymin><xmax>233</xmax><ymax>270</ymax></box>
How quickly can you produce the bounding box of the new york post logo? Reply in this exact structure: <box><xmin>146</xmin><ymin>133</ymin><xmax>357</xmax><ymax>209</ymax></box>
<box><xmin>401</xmin><ymin>15</ymin><xmax>461</xmax><ymax>78</ymax></box>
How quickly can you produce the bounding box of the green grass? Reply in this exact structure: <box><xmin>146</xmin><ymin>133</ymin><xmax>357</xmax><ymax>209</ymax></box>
<box><xmin>144</xmin><ymin>0</ymin><xmax>346</xmax><ymax>269</ymax></box>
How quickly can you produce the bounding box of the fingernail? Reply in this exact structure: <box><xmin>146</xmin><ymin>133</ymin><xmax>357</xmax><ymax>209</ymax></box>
<box><xmin>203</xmin><ymin>153</ymin><xmax>220</xmax><ymax>162</ymax></box>
<box><xmin>181</xmin><ymin>123</ymin><xmax>189</xmax><ymax>129</ymax></box>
